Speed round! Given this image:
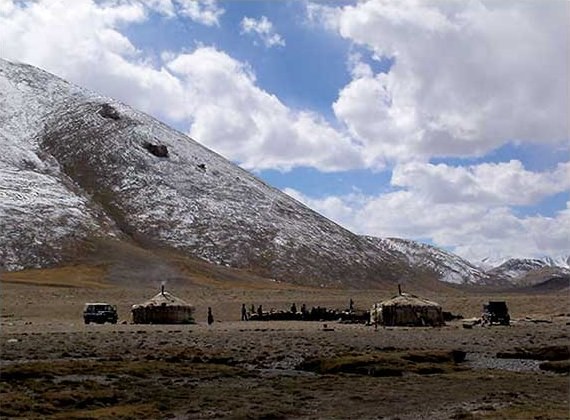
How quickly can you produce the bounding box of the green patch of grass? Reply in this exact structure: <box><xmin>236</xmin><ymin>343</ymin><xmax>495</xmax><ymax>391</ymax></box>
<box><xmin>0</xmin><ymin>391</ymin><xmax>36</xmax><ymax>417</ymax></box>
<box><xmin>42</xmin><ymin>388</ymin><xmax>121</xmax><ymax>409</ymax></box>
<box><xmin>298</xmin><ymin>350</ymin><xmax>468</xmax><ymax>377</ymax></box>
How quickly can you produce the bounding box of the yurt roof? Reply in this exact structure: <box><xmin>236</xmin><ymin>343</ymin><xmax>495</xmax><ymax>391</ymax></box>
<box><xmin>133</xmin><ymin>290</ymin><xmax>193</xmax><ymax>309</ymax></box>
<box><xmin>381</xmin><ymin>292</ymin><xmax>441</xmax><ymax>308</ymax></box>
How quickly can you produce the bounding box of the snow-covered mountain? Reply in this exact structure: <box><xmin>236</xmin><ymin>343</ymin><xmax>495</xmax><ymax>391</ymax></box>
<box><xmin>365</xmin><ymin>237</ymin><xmax>491</xmax><ymax>285</ymax></box>
<box><xmin>478</xmin><ymin>255</ymin><xmax>570</xmax><ymax>271</ymax></box>
<box><xmin>1</xmin><ymin>58</ymin><xmax>565</xmax><ymax>289</ymax></box>
<box><xmin>1</xmin><ymin>58</ymin><xmax>418</xmax><ymax>288</ymax></box>
<box><xmin>539</xmin><ymin>255</ymin><xmax>570</xmax><ymax>269</ymax></box>
<box><xmin>484</xmin><ymin>257</ymin><xmax>570</xmax><ymax>286</ymax></box>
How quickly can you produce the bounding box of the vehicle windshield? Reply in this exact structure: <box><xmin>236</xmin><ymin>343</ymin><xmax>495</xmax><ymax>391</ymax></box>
<box><xmin>86</xmin><ymin>305</ymin><xmax>114</xmax><ymax>312</ymax></box>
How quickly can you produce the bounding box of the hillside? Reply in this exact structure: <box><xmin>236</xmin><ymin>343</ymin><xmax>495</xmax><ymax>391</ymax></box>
<box><xmin>1</xmin><ymin>59</ymin><xmax>418</xmax><ymax>288</ymax></box>
<box><xmin>2</xmin><ymin>58</ymin><xmax>566</xmax><ymax>290</ymax></box>
<box><xmin>363</xmin><ymin>237</ymin><xmax>491</xmax><ymax>285</ymax></box>
<box><xmin>486</xmin><ymin>258</ymin><xmax>570</xmax><ymax>287</ymax></box>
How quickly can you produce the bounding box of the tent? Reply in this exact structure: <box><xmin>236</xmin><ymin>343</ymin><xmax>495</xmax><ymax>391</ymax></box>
<box><xmin>132</xmin><ymin>286</ymin><xmax>195</xmax><ymax>324</ymax></box>
<box><xmin>375</xmin><ymin>292</ymin><xmax>444</xmax><ymax>327</ymax></box>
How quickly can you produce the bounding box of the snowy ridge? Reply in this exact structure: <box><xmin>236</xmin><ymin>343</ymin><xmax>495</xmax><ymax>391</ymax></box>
<box><xmin>478</xmin><ymin>255</ymin><xmax>570</xmax><ymax>271</ymax></box>
<box><xmin>485</xmin><ymin>257</ymin><xmax>570</xmax><ymax>286</ymax></box>
<box><xmin>0</xmin><ymin>58</ymin><xmax>410</xmax><ymax>287</ymax></box>
<box><xmin>365</xmin><ymin>237</ymin><xmax>490</xmax><ymax>285</ymax></box>
<box><xmin>1</xmin><ymin>58</ymin><xmax>564</xmax><ymax>289</ymax></box>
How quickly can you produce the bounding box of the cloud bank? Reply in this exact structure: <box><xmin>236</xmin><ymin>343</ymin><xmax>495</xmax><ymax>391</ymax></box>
<box><xmin>317</xmin><ymin>0</ymin><xmax>569</xmax><ymax>165</ymax></box>
<box><xmin>287</xmin><ymin>160</ymin><xmax>570</xmax><ymax>261</ymax></box>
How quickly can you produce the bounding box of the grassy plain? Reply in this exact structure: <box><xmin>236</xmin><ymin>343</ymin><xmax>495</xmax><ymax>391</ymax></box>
<box><xmin>1</xmin><ymin>266</ymin><xmax>569</xmax><ymax>419</ymax></box>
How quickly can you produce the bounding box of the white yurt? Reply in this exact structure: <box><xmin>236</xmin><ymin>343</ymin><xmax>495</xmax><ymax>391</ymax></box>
<box><xmin>374</xmin><ymin>292</ymin><xmax>444</xmax><ymax>327</ymax></box>
<box><xmin>132</xmin><ymin>286</ymin><xmax>195</xmax><ymax>324</ymax></box>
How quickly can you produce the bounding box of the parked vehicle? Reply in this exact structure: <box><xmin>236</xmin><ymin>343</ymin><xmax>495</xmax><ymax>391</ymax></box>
<box><xmin>83</xmin><ymin>303</ymin><xmax>118</xmax><ymax>324</ymax></box>
<box><xmin>482</xmin><ymin>301</ymin><xmax>510</xmax><ymax>326</ymax></box>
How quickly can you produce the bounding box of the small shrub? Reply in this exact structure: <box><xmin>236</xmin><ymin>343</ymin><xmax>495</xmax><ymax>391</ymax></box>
<box><xmin>539</xmin><ymin>360</ymin><xmax>570</xmax><ymax>374</ymax></box>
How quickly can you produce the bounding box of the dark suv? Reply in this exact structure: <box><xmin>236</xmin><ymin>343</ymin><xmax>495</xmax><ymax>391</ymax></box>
<box><xmin>482</xmin><ymin>301</ymin><xmax>510</xmax><ymax>326</ymax></box>
<box><xmin>83</xmin><ymin>303</ymin><xmax>118</xmax><ymax>324</ymax></box>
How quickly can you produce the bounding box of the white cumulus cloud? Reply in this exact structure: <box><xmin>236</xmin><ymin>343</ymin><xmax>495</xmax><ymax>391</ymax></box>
<box><xmin>391</xmin><ymin>161</ymin><xmax>570</xmax><ymax>206</ymax></box>
<box><xmin>175</xmin><ymin>0</ymin><xmax>224</xmax><ymax>26</ymax></box>
<box><xmin>286</xmin><ymin>161</ymin><xmax>570</xmax><ymax>261</ymax></box>
<box><xmin>166</xmin><ymin>48</ymin><xmax>361</xmax><ymax>170</ymax></box>
<box><xmin>314</xmin><ymin>0</ymin><xmax>569</xmax><ymax>164</ymax></box>
<box><xmin>0</xmin><ymin>0</ymin><xmax>360</xmax><ymax>172</ymax></box>
<box><xmin>240</xmin><ymin>16</ymin><xmax>285</xmax><ymax>48</ymax></box>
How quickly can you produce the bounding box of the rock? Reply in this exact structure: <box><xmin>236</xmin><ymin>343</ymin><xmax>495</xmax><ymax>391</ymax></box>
<box><xmin>99</xmin><ymin>103</ymin><xmax>121</xmax><ymax>120</ymax></box>
<box><xmin>452</xmin><ymin>350</ymin><xmax>467</xmax><ymax>363</ymax></box>
<box><xmin>144</xmin><ymin>142</ymin><xmax>169</xmax><ymax>158</ymax></box>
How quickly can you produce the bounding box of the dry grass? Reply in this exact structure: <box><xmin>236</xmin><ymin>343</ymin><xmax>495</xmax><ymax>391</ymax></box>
<box><xmin>3</xmin><ymin>354</ymin><xmax>567</xmax><ymax>420</ymax></box>
<box><xmin>299</xmin><ymin>350</ymin><xmax>467</xmax><ymax>377</ymax></box>
<box><xmin>2</xmin><ymin>262</ymin><xmax>570</xmax><ymax>419</ymax></box>
<box><xmin>1</xmin><ymin>266</ymin><xmax>109</xmax><ymax>288</ymax></box>
<box><xmin>539</xmin><ymin>360</ymin><xmax>570</xmax><ymax>374</ymax></box>
<box><xmin>53</xmin><ymin>403</ymin><xmax>161</xmax><ymax>419</ymax></box>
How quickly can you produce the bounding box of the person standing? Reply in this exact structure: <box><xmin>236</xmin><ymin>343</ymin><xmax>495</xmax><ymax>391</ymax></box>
<box><xmin>241</xmin><ymin>303</ymin><xmax>248</xmax><ymax>321</ymax></box>
<box><xmin>207</xmin><ymin>307</ymin><xmax>214</xmax><ymax>325</ymax></box>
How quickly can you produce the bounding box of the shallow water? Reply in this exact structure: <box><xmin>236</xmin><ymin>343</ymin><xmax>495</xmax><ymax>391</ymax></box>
<box><xmin>466</xmin><ymin>353</ymin><xmax>542</xmax><ymax>372</ymax></box>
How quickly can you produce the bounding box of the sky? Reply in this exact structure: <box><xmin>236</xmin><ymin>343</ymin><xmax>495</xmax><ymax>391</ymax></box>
<box><xmin>0</xmin><ymin>0</ymin><xmax>568</xmax><ymax>263</ymax></box>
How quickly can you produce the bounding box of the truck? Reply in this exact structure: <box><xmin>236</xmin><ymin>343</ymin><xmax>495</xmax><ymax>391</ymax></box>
<box><xmin>482</xmin><ymin>301</ymin><xmax>510</xmax><ymax>326</ymax></box>
<box><xmin>83</xmin><ymin>303</ymin><xmax>118</xmax><ymax>324</ymax></box>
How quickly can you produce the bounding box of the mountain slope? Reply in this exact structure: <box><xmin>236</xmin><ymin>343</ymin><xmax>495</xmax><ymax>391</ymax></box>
<box><xmin>365</xmin><ymin>237</ymin><xmax>491</xmax><ymax>285</ymax></box>
<box><xmin>1</xmin><ymin>58</ymin><xmax>422</xmax><ymax>288</ymax></box>
<box><xmin>0</xmin><ymin>61</ymin><xmax>122</xmax><ymax>270</ymax></box>
<box><xmin>7</xmin><ymin>58</ymin><xmax>559</xmax><ymax>289</ymax></box>
<box><xmin>486</xmin><ymin>258</ymin><xmax>570</xmax><ymax>287</ymax></box>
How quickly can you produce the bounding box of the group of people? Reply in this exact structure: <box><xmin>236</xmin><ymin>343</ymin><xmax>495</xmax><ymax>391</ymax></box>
<box><xmin>208</xmin><ymin>299</ymin><xmax>356</xmax><ymax>325</ymax></box>
<box><xmin>240</xmin><ymin>302</ymin><xmax>310</xmax><ymax>320</ymax></box>
<box><xmin>240</xmin><ymin>303</ymin><xmax>273</xmax><ymax>320</ymax></box>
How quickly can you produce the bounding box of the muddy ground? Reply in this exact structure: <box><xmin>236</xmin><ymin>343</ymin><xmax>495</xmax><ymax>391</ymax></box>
<box><xmin>1</xmin><ymin>280</ymin><xmax>569</xmax><ymax>419</ymax></box>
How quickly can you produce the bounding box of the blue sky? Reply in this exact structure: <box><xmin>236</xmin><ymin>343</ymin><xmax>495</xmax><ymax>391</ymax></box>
<box><xmin>1</xmin><ymin>0</ymin><xmax>568</xmax><ymax>262</ymax></box>
<box><xmin>125</xmin><ymin>1</ymin><xmax>354</xmax><ymax>122</ymax></box>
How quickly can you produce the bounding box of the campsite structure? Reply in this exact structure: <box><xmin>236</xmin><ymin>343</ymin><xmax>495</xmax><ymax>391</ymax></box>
<box><xmin>372</xmin><ymin>289</ymin><xmax>445</xmax><ymax>327</ymax></box>
<box><xmin>131</xmin><ymin>286</ymin><xmax>194</xmax><ymax>324</ymax></box>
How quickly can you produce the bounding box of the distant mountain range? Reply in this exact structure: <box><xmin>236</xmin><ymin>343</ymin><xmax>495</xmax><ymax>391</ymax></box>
<box><xmin>0</xmin><ymin>58</ymin><xmax>567</xmax><ymax>290</ymax></box>
<box><xmin>482</xmin><ymin>257</ymin><xmax>570</xmax><ymax>287</ymax></box>
<box><xmin>478</xmin><ymin>255</ymin><xmax>570</xmax><ymax>271</ymax></box>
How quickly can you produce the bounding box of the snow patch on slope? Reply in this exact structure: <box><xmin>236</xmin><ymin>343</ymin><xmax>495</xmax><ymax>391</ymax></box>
<box><xmin>0</xmin><ymin>60</ymin><xmax>120</xmax><ymax>270</ymax></box>
<box><xmin>364</xmin><ymin>237</ymin><xmax>489</xmax><ymax>284</ymax></box>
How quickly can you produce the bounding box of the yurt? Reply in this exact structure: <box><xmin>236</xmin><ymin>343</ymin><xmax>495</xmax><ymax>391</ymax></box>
<box><xmin>132</xmin><ymin>286</ymin><xmax>195</xmax><ymax>324</ymax></box>
<box><xmin>377</xmin><ymin>292</ymin><xmax>444</xmax><ymax>327</ymax></box>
